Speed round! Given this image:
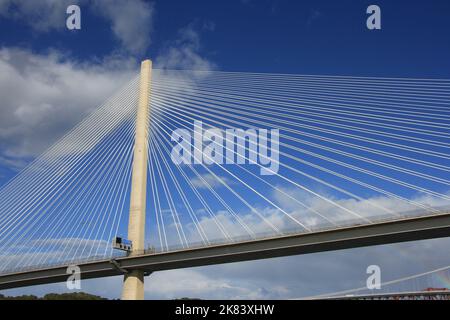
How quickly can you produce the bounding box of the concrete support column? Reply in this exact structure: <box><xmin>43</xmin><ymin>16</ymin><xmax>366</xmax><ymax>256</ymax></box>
<box><xmin>122</xmin><ymin>60</ymin><xmax>152</xmax><ymax>300</ymax></box>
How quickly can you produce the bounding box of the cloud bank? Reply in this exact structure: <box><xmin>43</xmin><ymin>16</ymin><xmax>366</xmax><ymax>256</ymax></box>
<box><xmin>0</xmin><ymin>0</ymin><xmax>155</xmax><ymax>55</ymax></box>
<box><xmin>0</xmin><ymin>47</ymin><xmax>136</xmax><ymax>166</ymax></box>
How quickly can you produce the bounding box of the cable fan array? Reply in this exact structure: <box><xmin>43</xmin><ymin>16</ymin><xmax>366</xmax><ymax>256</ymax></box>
<box><xmin>146</xmin><ymin>70</ymin><xmax>450</xmax><ymax>251</ymax></box>
<box><xmin>0</xmin><ymin>76</ymin><xmax>139</xmax><ymax>274</ymax></box>
<box><xmin>0</xmin><ymin>69</ymin><xmax>449</xmax><ymax>275</ymax></box>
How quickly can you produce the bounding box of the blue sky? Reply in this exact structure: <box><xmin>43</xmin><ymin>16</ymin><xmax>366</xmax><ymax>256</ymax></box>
<box><xmin>1</xmin><ymin>0</ymin><xmax>450</xmax><ymax>75</ymax></box>
<box><xmin>0</xmin><ymin>0</ymin><xmax>450</xmax><ymax>299</ymax></box>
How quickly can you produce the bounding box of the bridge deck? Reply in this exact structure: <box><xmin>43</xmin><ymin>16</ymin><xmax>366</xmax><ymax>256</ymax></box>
<box><xmin>326</xmin><ymin>290</ymin><xmax>450</xmax><ymax>300</ymax></box>
<box><xmin>1</xmin><ymin>212</ymin><xmax>450</xmax><ymax>290</ymax></box>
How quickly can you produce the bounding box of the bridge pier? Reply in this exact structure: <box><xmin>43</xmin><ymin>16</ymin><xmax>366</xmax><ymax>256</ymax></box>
<box><xmin>123</xmin><ymin>270</ymin><xmax>145</xmax><ymax>300</ymax></box>
<box><xmin>122</xmin><ymin>59</ymin><xmax>152</xmax><ymax>300</ymax></box>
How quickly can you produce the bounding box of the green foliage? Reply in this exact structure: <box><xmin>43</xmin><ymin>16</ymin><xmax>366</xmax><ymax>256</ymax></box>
<box><xmin>0</xmin><ymin>292</ymin><xmax>107</xmax><ymax>300</ymax></box>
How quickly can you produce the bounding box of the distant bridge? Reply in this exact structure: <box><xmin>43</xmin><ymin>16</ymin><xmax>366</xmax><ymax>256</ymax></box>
<box><xmin>327</xmin><ymin>290</ymin><xmax>450</xmax><ymax>300</ymax></box>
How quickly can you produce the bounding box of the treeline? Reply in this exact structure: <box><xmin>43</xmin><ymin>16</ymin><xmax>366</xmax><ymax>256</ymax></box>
<box><xmin>0</xmin><ymin>292</ymin><xmax>107</xmax><ymax>300</ymax></box>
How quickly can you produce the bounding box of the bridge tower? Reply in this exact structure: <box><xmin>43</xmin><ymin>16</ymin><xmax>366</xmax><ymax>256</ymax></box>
<box><xmin>122</xmin><ymin>60</ymin><xmax>152</xmax><ymax>300</ymax></box>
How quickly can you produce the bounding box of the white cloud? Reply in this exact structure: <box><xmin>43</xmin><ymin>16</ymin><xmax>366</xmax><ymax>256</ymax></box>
<box><xmin>155</xmin><ymin>23</ymin><xmax>216</xmax><ymax>71</ymax></box>
<box><xmin>190</xmin><ymin>173</ymin><xmax>232</xmax><ymax>189</ymax></box>
<box><xmin>0</xmin><ymin>0</ymin><xmax>155</xmax><ymax>55</ymax></box>
<box><xmin>145</xmin><ymin>268</ymin><xmax>274</xmax><ymax>299</ymax></box>
<box><xmin>271</xmin><ymin>186</ymin><xmax>450</xmax><ymax>228</ymax></box>
<box><xmin>0</xmin><ymin>0</ymin><xmax>72</xmax><ymax>32</ymax></box>
<box><xmin>174</xmin><ymin>187</ymin><xmax>450</xmax><ymax>245</ymax></box>
<box><xmin>93</xmin><ymin>0</ymin><xmax>155</xmax><ymax>55</ymax></box>
<box><xmin>0</xmin><ymin>238</ymin><xmax>115</xmax><ymax>274</ymax></box>
<box><xmin>0</xmin><ymin>47</ymin><xmax>137</xmax><ymax>166</ymax></box>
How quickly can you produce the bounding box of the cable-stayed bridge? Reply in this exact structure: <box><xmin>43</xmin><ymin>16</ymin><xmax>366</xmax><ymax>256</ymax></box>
<box><xmin>0</xmin><ymin>60</ymin><xmax>449</xmax><ymax>299</ymax></box>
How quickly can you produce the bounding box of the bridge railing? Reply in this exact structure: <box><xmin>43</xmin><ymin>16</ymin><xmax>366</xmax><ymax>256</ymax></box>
<box><xmin>1</xmin><ymin>207</ymin><xmax>449</xmax><ymax>277</ymax></box>
<box><xmin>143</xmin><ymin>207</ymin><xmax>450</xmax><ymax>255</ymax></box>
